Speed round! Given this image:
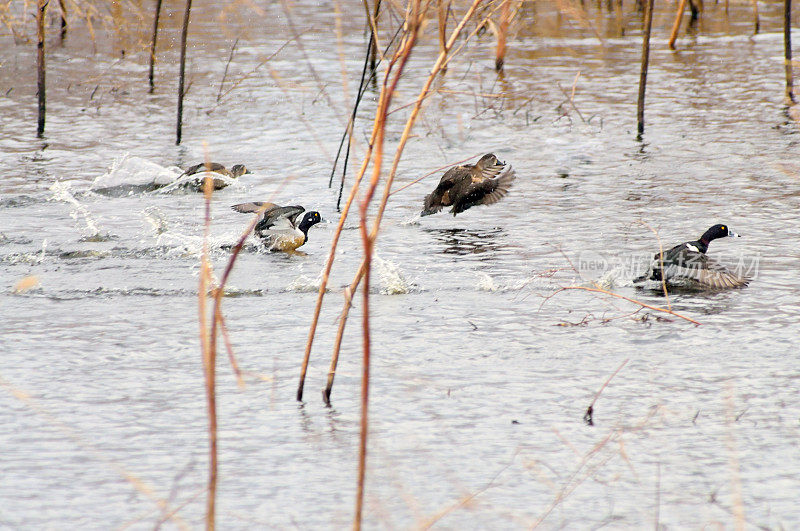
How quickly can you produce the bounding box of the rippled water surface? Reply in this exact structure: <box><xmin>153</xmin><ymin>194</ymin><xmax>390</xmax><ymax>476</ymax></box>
<box><xmin>2</xmin><ymin>1</ymin><xmax>800</xmax><ymax>528</ymax></box>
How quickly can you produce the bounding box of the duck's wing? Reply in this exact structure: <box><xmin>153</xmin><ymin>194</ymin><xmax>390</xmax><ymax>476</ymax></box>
<box><xmin>450</xmin><ymin>166</ymin><xmax>516</xmax><ymax>215</ymax></box>
<box><xmin>184</xmin><ymin>162</ymin><xmax>226</xmax><ymax>176</ymax></box>
<box><xmin>477</xmin><ymin>160</ymin><xmax>507</xmax><ymax>180</ymax></box>
<box><xmin>660</xmin><ymin>246</ymin><xmax>748</xmax><ymax>288</ymax></box>
<box><xmin>231</xmin><ymin>202</ymin><xmax>277</xmax><ymax>214</ymax></box>
<box><xmin>257</xmin><ymin>205</ymin><xmax>305</xmax><ymax>231</ymax></box>
<box><xmin>422</xmin><ymin>167</ymin><xmax>470</xmax><ymax>216</ymax></box>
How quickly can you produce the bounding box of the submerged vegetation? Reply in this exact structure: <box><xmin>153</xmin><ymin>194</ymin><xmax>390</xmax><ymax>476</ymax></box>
<box><xmin>2</xmin><ymin>0</ymin><xmax>798</xmax><ymax>528</ymax></box>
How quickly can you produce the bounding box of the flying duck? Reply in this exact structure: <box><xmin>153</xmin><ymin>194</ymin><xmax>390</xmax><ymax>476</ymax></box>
<box><xmin>181</xmin><ymin>162</ymin><xmax>251</xmax><ymax>190</ymax></box>
<box><xmin>421</xmin><ymin>153</ymin><xmax>516</xmax><ymax>216</ymax></box>
<box><xmin>635</xmin><ymin>224</ymin><xmax>748</xmax><ymax>289</ymax></box>
<box><xmin>231</xmin><ymin>202</ymin><xmax>322</xmax><ymax>252</ymax></box>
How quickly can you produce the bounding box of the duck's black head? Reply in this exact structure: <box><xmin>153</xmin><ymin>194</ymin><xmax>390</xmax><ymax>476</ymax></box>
<box><xmin>701</xmin><ymin>224</ymin><xmax>740</xmax><ymax>245</ymax></box>
<box><xmin>298</xmin><ymin>211</ymin><xmax>322</xmax><ymax>235</ymax></box>
<box><xmin>230</xmin><ymin>164</ymin><xmax>251</xmax><ymax>177</ymax></box>
<box><xmin>476</xmin><ymin>153</ymin><xmax>499</xmax><ymax>169</ymax></box>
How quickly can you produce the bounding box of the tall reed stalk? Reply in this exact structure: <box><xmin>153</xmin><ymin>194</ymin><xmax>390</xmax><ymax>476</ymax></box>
<box><xmin>785</xmin><ymin>0</ymin><xmax>795</xmax><ymax>103</ymax></box>
<box><xmin>149</xmin><ymin>0</ymin><xmax>163</xmax><ymax>93</ymax></box>
<box><xmin>198</xmin><ymin>175</ymin><xmax>216</xmax><ymax>530</ymax></box>
<box><xmin>496</xmin><ymin>0</ymin><xmax>511</xmax><ymax>70</ymax></box>
<box><xmin>637</xmin><ymin>0</ymin><xmax>655</xmax><ymax>136</ymax></box>
<box><xmin>36</xmin><ymin>0</ymin><xmax>46</xmax><ymax>137</ymax></box>
<box><xmin>668</xmin><ymin>0</ymin><xmax>687</xmax><ymax>49</ymax></box>
<box><xmin>319</xmin><ymin>0</ymin><xmax>489</xmax><ymax>404</ymax></box>
<box><xmin>176</xmin><ymin>0</ymin><xmax>193</xmax><ymax>144</ymax></box>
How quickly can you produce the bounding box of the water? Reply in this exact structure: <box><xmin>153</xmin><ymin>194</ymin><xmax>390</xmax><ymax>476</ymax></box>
<box><xmin>2</xmin><ymin>1</ymin><xmax>800</xmax><ymax>528</ymax></box>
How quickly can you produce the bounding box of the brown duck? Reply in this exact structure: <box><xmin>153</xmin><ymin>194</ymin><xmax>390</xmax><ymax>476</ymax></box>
<box><xmin>421</xmin><ymin>154</ymin><xmax>515</xmax><ymax>216</ymax></box>
<box><xmin>181</xmin><ymin>162</ymin><xmax>251</xmax><ymax>190</ymax></box>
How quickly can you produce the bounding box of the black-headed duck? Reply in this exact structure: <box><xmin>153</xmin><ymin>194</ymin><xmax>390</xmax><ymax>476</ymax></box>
<box><xmin>636</xmin><ymin>224</ymin><xmax>748</xmax><ymax>289</ymax></box>
<box><xmin>232</xmin><ymin>202</ymin><xmax>322</xmax><ymax>252</ymax></box>
<box><xmin>421</xmin><ymin>153</ymin><xmax>516</xmax><ymax>216</ymax></box>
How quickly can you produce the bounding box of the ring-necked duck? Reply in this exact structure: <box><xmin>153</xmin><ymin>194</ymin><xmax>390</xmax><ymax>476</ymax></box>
<box><xmin>232</xmin><ymin>202</ymin><xmax>322</xmax><ymax>251</ymax></box>
<box><xmin>636</xmin><ymin>224</ymin><xmax>748</xmax><ymax>288</ymax></box>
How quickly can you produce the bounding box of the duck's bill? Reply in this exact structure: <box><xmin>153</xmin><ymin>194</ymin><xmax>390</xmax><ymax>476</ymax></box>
<box><xmin>728</xmin><ymin>231</ymin><xmax>741</xmax><ymax>238</ymax></box>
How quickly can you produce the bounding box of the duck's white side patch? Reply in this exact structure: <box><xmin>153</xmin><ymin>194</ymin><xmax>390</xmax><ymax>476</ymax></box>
<box><xmin>685</xmin><ymin>243</ymin><xmax>700</xmax><ymax>253</ymax></box>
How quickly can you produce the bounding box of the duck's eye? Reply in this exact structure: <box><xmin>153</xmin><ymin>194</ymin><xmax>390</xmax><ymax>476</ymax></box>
<box><xmin>721</xmin><ymin>226</ymin><xmax>726</xmax><ymax>230</ymax></box>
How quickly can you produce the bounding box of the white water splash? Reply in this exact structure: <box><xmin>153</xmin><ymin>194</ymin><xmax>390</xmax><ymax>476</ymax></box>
<box><xmin>374</xmin><ymin>255</ymin><xmax>413</xmax><ymax>295</ymax></box>
<box><xmin>48</xmin><ymin>181</ymin><xmax>102</xmax><ymax>238</ymax></box>
<box><xmin>142</xmin><ymin>207</ymin><xmax>170</xmax><ymax>244</ymax></box>
<box><xmin>476</xmin><ymin>272</ymin><xmax>498</xmax><ymax>292</ymax></box>
<box><xmin>90</xmin><ymin>153</ymin><xmax>181</xmax><ymax>191</ymax></box>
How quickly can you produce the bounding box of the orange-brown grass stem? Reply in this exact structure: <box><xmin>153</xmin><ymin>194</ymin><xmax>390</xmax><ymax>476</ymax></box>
<box><xmin>583</xmin><ymin>358</ymin><xmax>629</xmax><ymax>425</ymax></box>
<box><xmin>176</xmin><ymin>0</ymin><xmax>192</xmax><ymax>145</ymax></box>
<box><xmin>495</xmin><ymin>0</ymin><xmax>511</xmax><ymax>70</ymax></box>
<box><xmin>148</xmin><ymin>0</ymin><xmax>163</xmax><ymax>93</ymax></box>
<box><xmin>668</xmin><ymin>0</ymin><xmax>687</xmax><ymax>50</ymax></box>
<box><xmin>785</xmin><ymin>0</ymin><xmax>795</xmax><ymax>103</ymax></box>
<box><xmin>354</xmin><ymin>4</ymin><xmax>424</xmax><ymax>525</ymax></box>
<box><xmin>36</xmin><ymin>0</ymin><xmax>46</xmax><ymax>137</ymax></box>
<box><xmin>198</xmin><ymin>174</ymin><xmax>216</xmax><ymax>530</ymax></box>
<box><xmin>438</xmin><ymin>0</ymin><xmax>450</xmax><ymax>72</ymax></box>
<box><xmin>637</xmin><ymin>0</ymin><xmax>655</xmax><ymax>136</ymax></box>
<box><xmin>542</xmin><ymin>286</ymin><xmax>701</xmax><ymax>325</ymax></box>
<box><xmin>322</xmin><ymin>0</ymin><xmax>487</xmax><ymax>405</ymax></box>
<box><xmin>752</xmin><ymin>0</ymin><xmax>760</xmax><ymax>33</ymax></box>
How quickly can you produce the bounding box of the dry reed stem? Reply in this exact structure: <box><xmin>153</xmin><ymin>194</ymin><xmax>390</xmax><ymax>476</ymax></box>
<box><xmin>785</xmin><ymin>0</ymin><xmax>795</xmax><ymax>103</ymax></box>
<box><xmin>495</xmin><ymin>0</ymin><xmax>511</xmax><ymax>70</ymax></box>
<box><xmin>637</xmin><ymin>0</ymin><xmax>654</xmax><ymax>136</ymax></box>
<box><xmin>751</xmin><ymin>0</ymin><xmax>760</xmax><ymax>33</ymax></box>
<box><xmin>540</xmin><ymin>286</ymin><xmax>701</xmax><ymax>325</ymax></box>
<box><xmin>354</xmin><ymin>5</ymin><xmax>425</xmax><ymax>525</ymax></box>
<box><xmin>216</xmin><ymin>38</ymin><xmax>239</xmax><ymax>103</ymax></box>
<box><xmin>668</xmin><ymin>0</ymin><xmax>688</xmax><ymax>50</ymax></box>
<box><xmin>176</xmin><ymin>0</ymin><xmax>192</xmax><ymax>145</ymax></box>
<box><xmin>438</xmin><ymin>0</ymin><xmax>450</xmax><ymax>71</ymax></box>
<box><xmin>533</xmin><ymin>407</ymin><xmax>660</xmax><ymax>528</ymax></box>
<box><xmin>198</xmin><ymin>170</ymin><xmax>217</xmax><ymax>530</ymax></box>
<box><xmin>0</xmin><ymin>375</ymin><xmax>190</xmax><ymax>529</ymax></box>
<box><xmin>583</xmin><ymin>358</ymin><xmax>629</xmax><ymax>425</ymax></box>
<box><xmin>148</xmin><ymin>0</ymin><xmax>162</xmax><ymax>93</ymax></box>
<box><xmin>321</xmin><ymin>0</ymin><xmax>487</xmax><ymax>404</ymax></box>
<box><xmin>36</xmin><ymin>0</ymin><xmax>46</xmax><ymax>137</ymax></box>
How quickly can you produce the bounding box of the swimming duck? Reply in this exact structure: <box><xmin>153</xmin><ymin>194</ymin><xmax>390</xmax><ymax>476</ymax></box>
<box><xmin>636</xmin><ymin>224</ymin><xmax>748</xmax><ymax>289</ymax></box>
<box><xmin>231</xmin><ymin>202</ymin><xmax>322</xmax><ymax>251</ymax></box>
<box><xmin>421</xmin><ymin>153</ymin><xmax>516</xmax><ymax>216</ymax></box>
<box><xmin>181</xmin><ymin>162</ymin><xmax>251</xmax><ymax>190</ymax></box>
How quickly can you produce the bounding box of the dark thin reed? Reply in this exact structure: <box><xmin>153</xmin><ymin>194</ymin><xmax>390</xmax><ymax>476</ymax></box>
<box><xmin>785</xmin><ymin>0</ymin><xmax>795</xmax><ymax>103</ymax></box>
<box><xmin>36</xmin><ymin>0</ymin><xmax>46</xmax><ymax>137</ymax></box>
<box><xmin>58</xmin><ymin>0</ymin><xmax>67</xmax><ymax>38</ymax></box>
<box><xmin>217</xmin><ymin>39</ymin><xmax>239</xmax><ymax>103</ymax></box>
<box><xmin>149</xmin><ymin>0</ymin><xmax>163</xmax><ymax>93</ymax></box>
<box><xmin>176</xmin><ymin>0</ymin><xmax>193</xmax><ymax>145</ymax></box>
<box><xmin>637</xmin><ymin>0</ymin><xmax>655</xmax><ymax>136</ymax></box>
<box><xmin>583</xmin><ymin>358</ymin><xmax>629</xmax><ymax>425</ymax></box>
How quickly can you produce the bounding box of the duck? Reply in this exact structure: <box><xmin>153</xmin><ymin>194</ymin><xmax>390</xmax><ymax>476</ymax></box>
<box><xmin>635</xmin><ymin>224</ymin><xmax>749</xmax><ymax>289</ymax></box>
<box><xmin>421</xmin><ymin>153</ymin><xmax>516</xmax><ymax>216</ymax></box>
<box><xmin>231</xmin><ymin>202</ymin><xmax>322</xmax><ymax>251</ymax></box>
<box><xmin>181</xmin><ymin>162</ymin><xmax>251</xmax><ymax>190</ymax></box>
